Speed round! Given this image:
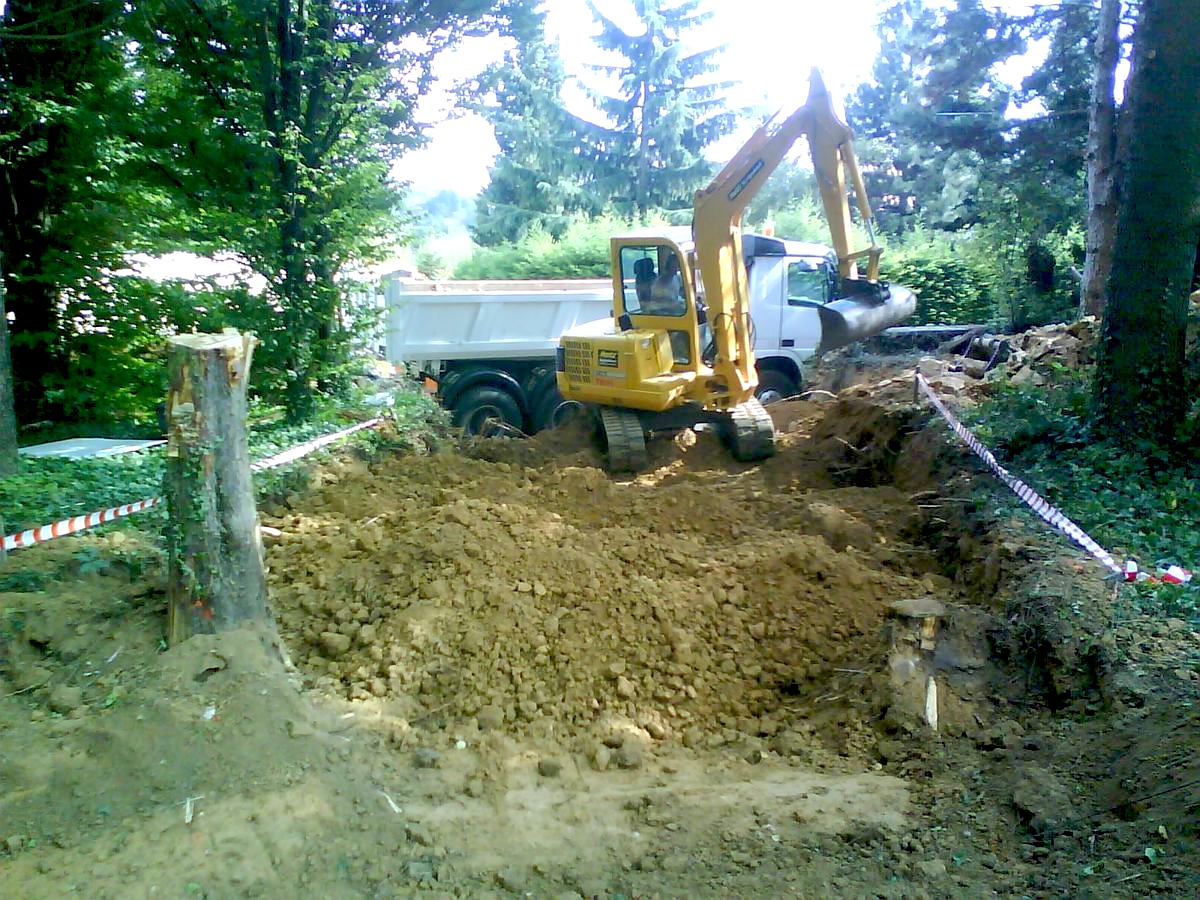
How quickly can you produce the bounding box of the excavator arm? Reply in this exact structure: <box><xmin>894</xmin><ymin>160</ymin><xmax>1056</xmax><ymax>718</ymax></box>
<box><xmin>692</xmin><ymin>68</ymin><xmax>881</xmax><ymax>400</ymax></box>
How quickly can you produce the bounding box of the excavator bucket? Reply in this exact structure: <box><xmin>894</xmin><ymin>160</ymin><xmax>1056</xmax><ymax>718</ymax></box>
<box><xmin>813</xmin><ymin>281</ymin><xmax>918</xmax><ymax>356</ymax></box>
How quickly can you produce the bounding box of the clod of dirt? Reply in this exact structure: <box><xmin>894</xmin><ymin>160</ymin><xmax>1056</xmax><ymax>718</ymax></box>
<box><xmin>915</xmin><ymin>858</ymin><xmax>948</xmax><ymax>878</ymax></box>
<box><xmin>413</xmin><ymin>748</ymin><xmax>441</xmax><ymax>769</ymax></box>
<box><xmin>591</xmin><ymin>746</ymin><xmax>611</xmax><ymax>771</ymax></box>
<box><xmin>319</xmin><ymin>631</ymin><xmax>351</xmax><ymax>657</ymax></box>
<box><xmin>1010</xmin><ymin>764</ymin><xmax>1075</xmax><ymax>839</ymax></box>
<box><xmin>46</xmin><ymin>684</ymin><xmax>83</xmax><ymax>714</ymax></box>
<box><xmin>538</xmin><ymin>758</ymin><xmax>562</xmax><ymax>778</ymax></box>
<box><xmin>495</xmin><ymin>868</ymin><xmax>526</xmax><ymax>893</ymax></box>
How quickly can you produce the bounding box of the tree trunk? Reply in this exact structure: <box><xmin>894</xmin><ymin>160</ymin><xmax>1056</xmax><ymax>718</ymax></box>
<box><xmin>165</xmin><ymin>330</ymin><xmax>269</xmax><ymax>644</ymax></box>
<box><xmin>1093</xmin><ymin>0</ymin><xmax>1200</xmax><ymax>445</ymax></box>
<box><xmin>1078</xmin><ymin>0</ymin><xmax>1121</xmax><ymax>319</ymax></box>
<box><xmin>0</xmin><ymin>257</ymin><xmax>21</xmax><ymax>476</ymax></box>
<box><xmin>636</xmin><ymin>79</ymin><xmax>651</xmax><ymax>215</ymax></box>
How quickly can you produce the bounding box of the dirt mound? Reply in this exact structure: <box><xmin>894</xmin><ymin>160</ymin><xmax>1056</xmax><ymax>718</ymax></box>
<box><xmin>265</xmin><ymin>433</ymin><xmax>937</xmax><ymax>755</ymax></box>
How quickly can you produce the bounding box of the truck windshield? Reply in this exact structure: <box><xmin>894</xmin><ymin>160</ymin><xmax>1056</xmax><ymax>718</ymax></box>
<box><xmin>786</xmin><ymin>259</ymin><xmax>829</xmax><ymax>306</ymax></box>
<box><xmin>620</xmin><ymin>245</ymin><xmax>687</xmax><ymax>318</ymax></box>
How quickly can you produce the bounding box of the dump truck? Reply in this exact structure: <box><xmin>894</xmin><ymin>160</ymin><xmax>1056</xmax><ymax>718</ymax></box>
<box><xmin>383</xmin><ymin>231</ymin><xmax>914</xmax><ymax>435</ymax></box>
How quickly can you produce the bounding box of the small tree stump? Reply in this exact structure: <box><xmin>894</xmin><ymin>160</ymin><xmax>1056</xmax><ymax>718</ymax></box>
<box><xmin>165</xmin><ymin>330</ymin><xmax>268</xmax><ymax>644</ymax></box>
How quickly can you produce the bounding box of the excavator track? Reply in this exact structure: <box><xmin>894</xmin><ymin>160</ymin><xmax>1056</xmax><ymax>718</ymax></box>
<box><xmin>598</xmin><ymin>407</ymin><xmax>648</xmax><ymax>473</ymax></box>
<box><xmin>728</xmin><ymin>397</ymin><xmax>776</xmax><ymax>462</ymax></box>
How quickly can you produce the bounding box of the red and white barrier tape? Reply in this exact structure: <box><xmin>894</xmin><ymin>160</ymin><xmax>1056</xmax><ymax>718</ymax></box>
<box><xmin>250</xmin><ymin>418</ymin><xmax>382</xmax><ymax>472</ymax></box>
<box><xmin>3</xmin><ymin>418</ymin><xmax>383</xmax><ymax>553</ymax></box>
<box><xmin>914</xmin><ymin>372</ymin><xmax>1125</xmax><ymax>578</ymax></box>
<box><xmin>4</xmin><ymin>497</ymin><xmax>161</xmax><ymax>553</ymax></box>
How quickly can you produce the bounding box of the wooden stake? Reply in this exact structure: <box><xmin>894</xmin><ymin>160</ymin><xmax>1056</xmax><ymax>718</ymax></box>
<box><xmin>165</xmin><ymin>330</ymin><xmax>268</xmax><ymax>645</ymax></box>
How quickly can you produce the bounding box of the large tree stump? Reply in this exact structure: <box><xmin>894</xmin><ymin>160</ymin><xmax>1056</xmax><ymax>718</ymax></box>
<box><xmin>165</xmin><ymin>330</ymin><xmax>268</xmax><ymax>645</ymax></box>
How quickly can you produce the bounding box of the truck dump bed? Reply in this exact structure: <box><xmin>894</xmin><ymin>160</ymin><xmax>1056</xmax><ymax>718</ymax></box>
<box><xmin>385</xmin><ymin>279</ymin><xmax>612</xmax><ymax>364</ymax></box>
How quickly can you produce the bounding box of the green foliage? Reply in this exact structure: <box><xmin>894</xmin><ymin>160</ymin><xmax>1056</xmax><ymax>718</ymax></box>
<box><xmin>454</xmin><ymin>217</ymin><xmax>635</xmax><ymax>280</ymax></box>
<box><xmin>574</xmin><ymin>0</ymin><xmax>737</xmax><ymax>215</ymax></box>
<box><xmin>850</xmin><ymin>0</ymin><xmax>1026</xmax><ymax>232</ymax></box>
<box><xmin>415</xmin><ymin>248</ymin><xmax>449</xmax><ymax>280</ymax></box>
<box><xmin>881</xmin><ymin>242</ymin><xmax>999</xmax><ymax>325</ymax></box>
<box><xmin>0</xmin><ymin>0</ymin><xmax>141</xmax><ymax>422</ymax></box>
<box><xmin>969</xmin><ymin>378</ymin><xmax>1200</xmax><ymax>620</ymax></box>
<box><xmin>131</xmin><ymin>0</ymin><xmax>528</xmax><ymax>419</ymax></box>
<box><xmin>0</xmin><ymin>389</ymin><xmax>441</xmax><ymax>535</ymax></box>
<box><xmin>470</xmin><ymin>13</ymin><xmax>601</xmax><ymax>245</ymax></box>
<box><xmin>0</xmin><ymin>453</ymin><xmax>166</xmax><ymax>537</ymax></box>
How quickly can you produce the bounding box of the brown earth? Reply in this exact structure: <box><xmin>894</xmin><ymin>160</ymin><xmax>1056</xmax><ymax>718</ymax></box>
<box><xmin>1</xmin><ymin>390</ymin><xmax>1197</xmax><ymax>898</ymax></box>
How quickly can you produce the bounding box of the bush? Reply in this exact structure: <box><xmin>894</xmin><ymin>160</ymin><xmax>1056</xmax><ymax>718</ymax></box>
<box><xmin>454</xmin><ymin>217</ymin><xmax>628</xmax><ymax>280</ymax></box>
<box><xmin>881</xmin><ymin>237</ymin><xmax>1001</xmax><ymax>326</ymax></box>
<box><xmin>968</xmin><ymin>378</ymin><xmax>1200</xmax><ymax>620</ymax></box>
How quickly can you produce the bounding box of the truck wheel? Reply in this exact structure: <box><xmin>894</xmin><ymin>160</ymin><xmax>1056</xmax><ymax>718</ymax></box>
<box><xmin>533</xmin><ymin>386</ymin><xmax>583</xmax><ymax>432</ymax></box>
<box><xmin>452</xmin><ymin>386</ymin><xmax>523</xmax><ymax>437</ymax></box>
<box><xmin>755</xmin><ymin>369</ymin><xmax>799</xmax><ymax>405</ymax></box>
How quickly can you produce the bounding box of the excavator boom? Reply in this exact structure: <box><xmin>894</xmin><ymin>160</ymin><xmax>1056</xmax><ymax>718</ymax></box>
<box><xmin>692</xmin><ymin>68</ymin><xmax>884</xmax><ymax>400</ymax></box>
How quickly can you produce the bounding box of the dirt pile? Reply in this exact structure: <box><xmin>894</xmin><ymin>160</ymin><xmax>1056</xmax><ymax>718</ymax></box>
<box><xmin>809</xmin><ymin>317</ymin><xmax>1103</xmax><ymax>410</ymax></box>
<box><xmin>265</xmin><ymin>430</ymin><xmax>940</xmax><ymax>754</ymax></box>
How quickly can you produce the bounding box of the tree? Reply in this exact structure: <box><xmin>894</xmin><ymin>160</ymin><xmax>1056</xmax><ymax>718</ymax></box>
<box><xmin>1093</xmin><ymin>0</ymin><xmax>1200</xmax><ymax>446</ymax></box>
<box><xmin>135</xmin><ymin>0</ymin><xmax>526</xmax><ymax>417</ymax></box>
<box><xmin>1008</xmin><ymin>0</ymin><xmax>1096</xmax><ymax>216</ymax></box>
<box><xmin>0</xmin><ymin>0</ymin><xmax>133</xmax><ymax>422</ymax></box>
<box><xmin>0</xmin><ymin>256</ymin><xmax>19</xmax><ymax>475</ymax></box>
<box><xmin>577</xmin><ymin>0</ymin><xmax>737</xmax><ymax>215</ymax></box>
<box><xmin>1079</xmin><ymin>0</ymin><xmax>1122</xmax><ymax>317</ymax></box>
<box><xmin>472</xmin><ymin>13</ymin><xmax>600</xmax><ymax>245</ymax></box>
<box><xmin>849</xmin><ymin>0</ymin><xmax>1024</xmax><ymax>232</ymax></box>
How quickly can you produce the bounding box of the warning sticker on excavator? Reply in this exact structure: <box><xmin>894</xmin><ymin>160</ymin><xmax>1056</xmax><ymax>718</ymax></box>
<box><xmin>597</xmin><ymin>350</ymin><xmax>620</xmax><ymax>368</ymax></box>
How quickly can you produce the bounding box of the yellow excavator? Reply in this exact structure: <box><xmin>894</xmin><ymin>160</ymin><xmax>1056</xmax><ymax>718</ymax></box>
<box><xmin>556</xmin><ymin>69</ymin><xmax>903</xmax><ymax>472</ymax></box>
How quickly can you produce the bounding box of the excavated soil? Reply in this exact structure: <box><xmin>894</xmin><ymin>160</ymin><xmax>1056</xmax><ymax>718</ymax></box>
<box><xmin>265</xmin><ymin>414</ymin><xmax>942</xmax><ymax>758</ymax></box>
<box><xmin>2</xmin><ymin>392</ymin><xmax>1198</xmax><ymax>898</ymax></box>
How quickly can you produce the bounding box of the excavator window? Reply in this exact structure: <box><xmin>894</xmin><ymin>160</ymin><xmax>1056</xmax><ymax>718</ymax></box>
<box><xmin>619</xmin><ymin>245</ymin><xmax>687</xmax><ymax>318</ymax></box>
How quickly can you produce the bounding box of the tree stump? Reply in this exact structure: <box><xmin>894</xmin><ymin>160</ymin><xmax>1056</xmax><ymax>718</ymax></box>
<box><xmin>165</xmin><ymin>330</ymin><xmax>268</xmax><ymax>644</ymax></box>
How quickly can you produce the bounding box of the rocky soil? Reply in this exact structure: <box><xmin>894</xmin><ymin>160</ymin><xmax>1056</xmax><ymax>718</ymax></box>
<box><xmin>1</xmin><ymin>384</ymin><xmax>1197</xmax><ymax>898</ymax></box>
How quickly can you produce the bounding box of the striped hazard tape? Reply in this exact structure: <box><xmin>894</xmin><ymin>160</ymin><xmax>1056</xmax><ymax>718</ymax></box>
<box><xmin>250</xmin><ymin>417</ymin><xmax>382</xmax><ymax>472</ymax></box>
<box><xmin>4</xmin><ymin>498</ymin><xmax>161</xmax><ymax>553</ymax></box>
<box><xmin>2</xmin><ymin>418</ymin><xmax>383</xmax><ymax>553</ymax></box>
<box><xmin>914</xmin><ymin>372</ymin><xmax>1125</xmax><ymax>578</ymax></box>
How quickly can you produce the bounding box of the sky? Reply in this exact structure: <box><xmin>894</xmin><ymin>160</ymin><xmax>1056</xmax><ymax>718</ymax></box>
<box><xmin>393</xmin><ymin>0</ymin><xmax>891</xmax><ymax>197</ymax></box>
<box><xmin>391</xmin><ymin>0</ymin><xmax>1054</xmax><ymax>198</ymax></box>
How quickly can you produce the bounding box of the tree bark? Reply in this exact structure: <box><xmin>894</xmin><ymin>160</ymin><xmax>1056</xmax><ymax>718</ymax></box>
<box><xmin>165</xmin><ymin>330</ymin><xmax>269</xmax><ymax>645</ymax></box>
<box><xmin>1093</xmin><ymin>0</ymin><xmax>1200</xmax><ymax>445</ymax></box>
<box><xmin>0</xmin><ymin>256</ymin><xmax>21</xmax><ymax>476</ymax></box>
<box><xmin>1078</xmin><ymin>0</ymin><xmax>1121</xmax><ymax>318</ymax></box>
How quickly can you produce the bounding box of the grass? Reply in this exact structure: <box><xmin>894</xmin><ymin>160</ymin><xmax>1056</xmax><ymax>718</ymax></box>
<box><xmin>966</xmin><ymin>374</ymin><xmax>1200</xmax><ymax>621</ymax></box>
<box><xmin>0</xmin><ymin>386</ymin><xmax>441</xmax><ymax>537</ymax></box>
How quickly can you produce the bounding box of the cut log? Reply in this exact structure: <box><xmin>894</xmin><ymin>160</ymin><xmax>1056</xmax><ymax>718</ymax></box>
<box><xmin>165</xmin><ymin>330</ymin><xmax>268</xmax><ymax>644</ymax></box>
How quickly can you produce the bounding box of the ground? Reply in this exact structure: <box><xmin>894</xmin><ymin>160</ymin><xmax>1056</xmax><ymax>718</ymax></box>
<box><xmin>1</xmin><ymin>375</ymin><xmax>1197</xmax><ymax>898</ymax></box>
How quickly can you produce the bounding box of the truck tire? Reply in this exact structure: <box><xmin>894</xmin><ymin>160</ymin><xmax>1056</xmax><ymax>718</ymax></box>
<box><xmin>533</xmin><ymin>386</ymin><xmax>584</xmax><ymax>432</ymax></box>
<box><xmin>755</xmin><ymin>369</ymin><xmax>800</xmax><ymax>405</ymax></box>
<box><xmin>451</xmin><ymin>385</ymin><xmax>523</xmax><ymax>436</ymax></box>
